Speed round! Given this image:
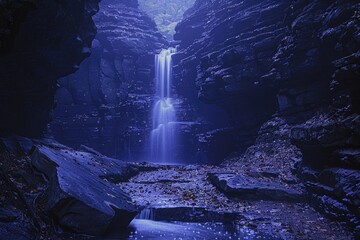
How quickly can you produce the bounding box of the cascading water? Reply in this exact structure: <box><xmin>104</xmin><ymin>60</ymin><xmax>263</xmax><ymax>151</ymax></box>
<box><xmin>150</xmin><ymin>48</ymin><xmax>177</xmax><ymax>163</ymax></box>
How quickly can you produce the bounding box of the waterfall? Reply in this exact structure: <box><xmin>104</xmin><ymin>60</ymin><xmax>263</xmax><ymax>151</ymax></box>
<box><xmin>150</xmin><ymin>48</ymin><xmax>177</xmax><ymax>163</ymax></box>
<box><xmin>137</xmin><ymin>208</ymin><xmax>155</xmax><ymax>220</ymax></box>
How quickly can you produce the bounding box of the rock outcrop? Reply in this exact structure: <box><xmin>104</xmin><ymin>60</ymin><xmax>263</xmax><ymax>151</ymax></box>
<box><xmin>0</xmin><ymin>137</ymin><xmax>140</xmax><ymax>238</ymax></box>
<box><xmin>0</xmin><ymin>0</ymin><xmax>100</xmax><ymax>137</ymax></box>
<box><xmin>209</xmin><ymin>173</ymin><xmax>306</xmax><ymax>202</ymax></box>
<box><xmin>50</xmin><ymin>0</ymin><xmax>167</xmax><ymax>160</ymax></box>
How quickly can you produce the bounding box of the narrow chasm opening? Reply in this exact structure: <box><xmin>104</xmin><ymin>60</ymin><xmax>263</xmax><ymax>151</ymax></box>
<box><xmin>138</xmin><ymin>0</ymin><xmax>196</xmax><ymax>40</ymax></box>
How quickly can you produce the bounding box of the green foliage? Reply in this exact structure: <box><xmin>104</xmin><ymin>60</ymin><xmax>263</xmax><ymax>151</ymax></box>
<box><xmin>138</xmin><ymin>0</ymin><xmax>195</xmax><ymax>39</ymax></box>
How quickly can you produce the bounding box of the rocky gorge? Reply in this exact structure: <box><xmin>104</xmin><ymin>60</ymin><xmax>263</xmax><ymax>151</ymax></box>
<box><xmin>49</xmin><ymin>0</ymin><xmax>167</xmax><ymax>161</ymax></box>
<box><xmin>0</xmin><ymin>0</ymin><xmax>359</xmax><ymax>239</ymax></box>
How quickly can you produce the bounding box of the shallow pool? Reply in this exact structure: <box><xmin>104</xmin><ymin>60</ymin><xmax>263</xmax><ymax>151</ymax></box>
<box><xmin>107</xmin><ymin>219</ymin><xmax>279</xmax><ymax>240</ymax></box>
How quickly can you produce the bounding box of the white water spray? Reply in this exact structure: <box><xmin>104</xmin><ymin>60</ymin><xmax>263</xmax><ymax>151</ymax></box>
<box><xmin>150</xmin><ymin>48</ymin><xmax>177</xmax><ymax>163</ymax></box>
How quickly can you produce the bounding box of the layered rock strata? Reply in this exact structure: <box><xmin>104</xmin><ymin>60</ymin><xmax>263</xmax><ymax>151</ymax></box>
<box><xmin>174</xmin><ymin>0</ymin><xmax>360</xmax><ymax>233</ymax></box>
<box><xmin>50</xmin><ymin>0</ymin><xmax>167</xmax><ymax>160</ymax></box>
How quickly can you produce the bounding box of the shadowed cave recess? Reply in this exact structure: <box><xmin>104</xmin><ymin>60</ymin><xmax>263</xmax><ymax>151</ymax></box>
<box><xmin>0</xmin><ymin>0</ymin><xmax>359</xmax><ymax>239</ymax></box>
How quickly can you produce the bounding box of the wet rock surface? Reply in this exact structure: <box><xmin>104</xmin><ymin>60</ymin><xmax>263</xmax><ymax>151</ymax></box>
<box><xmin>31</xmin><ymin>144</ymin><xmax>139</xmax><ymax>235</ymax></box>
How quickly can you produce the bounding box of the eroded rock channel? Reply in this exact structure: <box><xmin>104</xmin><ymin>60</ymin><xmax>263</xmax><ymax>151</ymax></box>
<box><xmin>0</xmin><ymin>0</ymin><xmax>359</xmax><ymax>239</ymax></box>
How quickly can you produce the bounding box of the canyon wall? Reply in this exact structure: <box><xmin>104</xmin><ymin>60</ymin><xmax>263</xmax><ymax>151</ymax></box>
<box><xmin>174</xmin><ymin>0</ymin><xmax>289</xmax><ymax>162</ymax></box>
<box><xmin>174</xmin><ymin>0</ymin><xmax>359</xmax><ymax>162</ymax></box>
<box><xmin>50</xmin><ymin>0</ymin><xmax>167</xmax><ymax>161</ymax></box>
<box><xmin>0</xmin><ymin>0</ymin><xmax>100</xmax><ymax>137</ymax></box>
<box><xmin>174</xmin><ymin>0</ymin><xmax>360</xmax><ymax>232</ymax></box>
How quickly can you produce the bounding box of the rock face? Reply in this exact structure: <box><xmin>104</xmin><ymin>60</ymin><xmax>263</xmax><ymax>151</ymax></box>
<box><xmin>175</xmin><ymin>0</ymin><xmax>360</xmax><ymax>233</ymax></box>
<box><xmin>0</xmin><ymin>0</ymin><xmax>100</xmax><ymax>137</ymax></box>
<box><xmin>284</xmin><ymin>2</ymin><xmax>360</xmax><ymax>232</ymax></box>
<box><xmin>173</xmin><ymin>0</ymin><xmax>289</xmax><ymax>161</ymax></box>
<box><xmin>174</xmin><ymin>0</ymin><xmax>360</xmax><ymax>161</ymax></box>
<box><xmin>31</xmin><ymin>143</ymin><xmax>139</xmax><ymax>236</ymax></box>
<box><xmin>291</xmin><ymin>115</ymin><xmax>360</xmax><ymax>168</ymax></box>
<box><xmin>50</xmin><ymin>0</ymin><xmax>167</xmax><ymax>160</ymax></box>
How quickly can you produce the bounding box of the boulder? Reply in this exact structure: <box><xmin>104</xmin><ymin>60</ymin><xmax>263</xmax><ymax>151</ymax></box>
<box><xmin>30</xmin><ymin>144</ymin><xmax>139</xmax><ymax>236</ymax></box>
<box><xmin>209</xmin><ymin>173</ymin><xmax>306</xmax><ymax>202</ymax></box>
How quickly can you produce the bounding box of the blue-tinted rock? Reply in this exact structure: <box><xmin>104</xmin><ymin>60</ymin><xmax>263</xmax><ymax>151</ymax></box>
<box><xmin>0</xmin><ymin>136</ymin><xmax>33</xmax><ymax>155</ymax></box>
<box><xmin>31</xmin><ymin>143</ymin><xmax>139</xmax><ymax>236</ymax></box>
<box><xmin>209</xmin><ymin>173</ymin><xmax>306</xmax><ymax>202</ymax></box>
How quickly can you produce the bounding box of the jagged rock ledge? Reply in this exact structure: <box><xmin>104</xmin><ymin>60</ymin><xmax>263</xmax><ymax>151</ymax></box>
<box><xmin>0</xmin><ymin>137</ymin><xmax>141</xmax><ymax>238</ymax></box>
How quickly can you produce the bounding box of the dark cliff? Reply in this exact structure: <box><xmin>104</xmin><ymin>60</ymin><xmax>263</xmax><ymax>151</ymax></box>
<box><xmin>0</xmin><ymin>0</ymin><xmax>100</xmax><ymax>137</ymax></box>
<box><xmin>174</xmin><ymin>0</ymin><xmax>360</xmax><ymax>233</ymax></box>
<box><xmin>174</xmin><ymin>0</ymin><xmax>359</xmax><ymax>160</ymax></box>
<box><xmin>0</xmin><ymin>1</ymin><xmax>146</xmax><ymax>239</ymax></box>
<box><xmin>50</xmin><ymin>0</ymin><xmax>167</xmax><ymax>160</ymax></box>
